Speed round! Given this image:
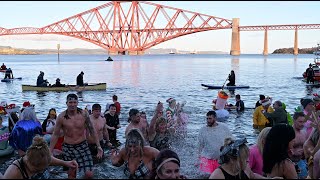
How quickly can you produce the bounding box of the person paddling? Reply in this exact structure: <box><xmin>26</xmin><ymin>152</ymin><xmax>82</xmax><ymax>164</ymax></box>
<box><xmin>226</xmin><ymin>70</ymin><xmax>235</xmax><ymax>86</ymax></box>
<box><xmin>76</xmin><ymin>71</ymin><xmax>84</xmax><ymax>86</ymax></box>
<box><xmin>4</xmin><ymin>68</ymin><xmax>13</xmax><ymax>79</ymax></box>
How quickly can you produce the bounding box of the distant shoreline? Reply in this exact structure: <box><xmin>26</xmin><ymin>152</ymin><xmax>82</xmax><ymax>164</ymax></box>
<box><xmin>0</xmin><ymin>45</ymin><xmax>317</xmax><ymax>55</ymax></box>
<box><xmin>0</xmin><ymin>46</ymin><xmax>227</xmax><ymax>55</ymax></box>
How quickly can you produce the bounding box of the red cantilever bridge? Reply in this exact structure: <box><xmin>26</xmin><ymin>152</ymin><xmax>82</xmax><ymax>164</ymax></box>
<box><xmin>0</xmin><ymin>1</ymin><xmax>319</xmax><ymax>55</ymax></box>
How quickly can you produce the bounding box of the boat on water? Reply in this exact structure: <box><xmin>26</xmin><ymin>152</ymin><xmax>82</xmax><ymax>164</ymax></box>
<box><xmin>314</xmin><ymin>43</ymin><xmax>320</xmax><ymax>65</ymax></box>
<box><xmin>22</xmin><ymin>83</ymin><xmax>107</xmax><ymax>92</ymax></box>
<box><xmin>1</xmin><ymin>77</ymin><xmax>22</xmax><ymax>82</ymax></box>
<box><xmin>169</xmin><ymin>50</ymin><xmax>175</xmax><ymax>54</ymax></box>
<box><xmin>201</xmin><ymin>84</ymin><xmax>250</xmax><ymax>90</ymax></box>
<box><xmin>303</xmin><ymin>44</ymin><xmax>320</xmax><ymax>81</ymax></box>
<box><xmin>105</xmin><ymin>56</ymin><xmax>113</xmax><ymax>61</ymax></box>
<box><xmin>0</xmin><ymin>69</ymin><xmax>6</xmax><ymax>73</ymax></box>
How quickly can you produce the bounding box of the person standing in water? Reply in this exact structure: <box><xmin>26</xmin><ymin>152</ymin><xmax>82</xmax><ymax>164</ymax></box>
<box><xmin>226</xmin><ymin>70</ymin><xmax>235</xmax><ymax>86</ymax></box>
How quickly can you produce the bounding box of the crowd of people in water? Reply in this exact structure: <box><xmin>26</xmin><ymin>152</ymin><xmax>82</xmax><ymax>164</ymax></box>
<box><xmin>0</xmin><ymin>89</ymin><xmax>318</xmax><ymax>179</ymax></box>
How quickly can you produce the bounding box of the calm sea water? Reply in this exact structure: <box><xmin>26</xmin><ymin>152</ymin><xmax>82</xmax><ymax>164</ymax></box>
<box><xmin>0</xmin><ymin>53</ymin><xmax>316</xmax><ymax>178</ymax></box>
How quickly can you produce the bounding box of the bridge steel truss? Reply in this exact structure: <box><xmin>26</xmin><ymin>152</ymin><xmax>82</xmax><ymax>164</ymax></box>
<box><xmin>239</xmin><ymin>24</ymin><xmax>320</xmax><ymax>31</ymax></box>
<box><xmin>238</xmin><ymin>24</ymin><xmax>320</xmax><ymax>55</ymax></box>
<box><xmin>0</xmin><ymin>1</ymin><xmax>232</xmax><ymax>55</ymax></box>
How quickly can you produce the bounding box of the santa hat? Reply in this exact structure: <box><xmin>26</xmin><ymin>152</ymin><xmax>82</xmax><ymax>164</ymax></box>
<box><xmin>23</xmin><ymin>101</ymin><xmax>31</xmax><ymax>107</ymax></box>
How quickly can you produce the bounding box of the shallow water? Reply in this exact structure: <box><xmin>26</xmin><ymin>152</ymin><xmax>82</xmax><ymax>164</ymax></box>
<box><xmin>0</xmin><ymin>53</ymin><xmax>316</xmax><ymax>178</ymax></box>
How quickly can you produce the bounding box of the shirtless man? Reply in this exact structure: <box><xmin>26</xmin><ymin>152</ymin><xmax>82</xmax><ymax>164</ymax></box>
<box><xmin>87</xmin><ymin>104</ymin><xmax>112</xmax><ymax>163</ymax></box>
<box><xmin>125</xmin><ymin>109</ymin><xmax>148</xmax><ymax>144</ymax></box>
<box><xmin>291</xmin><ymin>112</ymin><xmax>308</xmax><ymax>179</ymax></box>
<box><xmin>49</xmin><ymin>93</ymin><xmax>103</xmax><ymax>179</ymax></box>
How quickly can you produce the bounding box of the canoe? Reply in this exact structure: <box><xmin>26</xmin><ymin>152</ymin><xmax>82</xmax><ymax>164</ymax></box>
<box><xmin>201</xmin><ymin>84</ymin><xmax>250</xmax><ymax>90</ymax></box>
<box><xmin>1</xmin><ymin>77</ymin><xmax>22</xmax><ymax>82</ymax></box>
<box><xmin>22</xmin><ymin>83</ymin><xmax>107</xmax><ymax>92</ymax></box>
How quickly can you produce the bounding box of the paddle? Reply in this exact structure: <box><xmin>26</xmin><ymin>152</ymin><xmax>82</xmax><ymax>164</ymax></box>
<box><xmin>221</xmin><ymin>74</ymin><xmax>230</xmax><ymax>90</ymax></box>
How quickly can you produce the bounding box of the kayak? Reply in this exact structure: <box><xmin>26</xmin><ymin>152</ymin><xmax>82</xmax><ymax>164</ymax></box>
<box><xmin>22</xmin><ymin>83</ymin><xmax>107</xmax><ymax>92</ymax></box>
<box><xmin>201</xmin><ymin>84</ymin><xmax>250</xmax><ymax>90</ymax></box>
<box><xmin>1</xmin><ymin>77</ymin><xmax>22</xmax><ymax>82</ymax></box>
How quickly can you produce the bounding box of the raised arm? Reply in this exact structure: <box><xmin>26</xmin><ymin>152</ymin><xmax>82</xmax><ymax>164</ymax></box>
<box><xmin>148</xmin><ymin>102</ymin><xmax>163</xmax><ymax>140</ymax></box>
<box><xmin>304</xmin><ymin>129</ymin><xmax>320</xmax><ymax>158</ymax></box>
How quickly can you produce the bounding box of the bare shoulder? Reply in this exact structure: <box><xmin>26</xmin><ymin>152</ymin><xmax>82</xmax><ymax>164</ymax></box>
<box><xmin>56</xmin><ymin>111</ymin><xmax>67</xmax><ymax>122</ymax></box>
<box><xmin>4</xmin><ymin>161</ymin><xmax>22</xmax><ymax>179</ymax></box>
<box><xmin>143</xmin><ymin>146</ymin><xmax>160</xmax><ymax>157</ymax></box>
<box><xmin>100</xmin><ymin>116</ymin><xmax>107</xmax><ymax>123</ymax></box>
<box><xmin>209</xmin><ymin>168</ymin><xmax>224</xmax><ymax>179</ymax></box>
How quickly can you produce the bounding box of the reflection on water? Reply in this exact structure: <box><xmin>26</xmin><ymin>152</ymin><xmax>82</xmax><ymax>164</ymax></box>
<box><xmin>0</xmin><ymin>54</ymin><xmax>316</xmax><ymax>178</ymax></box>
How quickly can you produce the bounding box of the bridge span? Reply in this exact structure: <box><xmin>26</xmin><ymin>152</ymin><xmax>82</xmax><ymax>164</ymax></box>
<box><xmin>0</xmin><ymin>1</ymin><xmax>319</xmax><ymax>56</ymax></box>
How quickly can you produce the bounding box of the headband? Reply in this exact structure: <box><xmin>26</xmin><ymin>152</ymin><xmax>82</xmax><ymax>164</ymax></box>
<box><xmin>156</xmin><ymin>158</ymin><xmax>180</xmax><ymax>173</ymax></box>
<box><xmin>67</xmin><ymin>97</ymin><xmax>78</xmax><ymax>101</ymax></box>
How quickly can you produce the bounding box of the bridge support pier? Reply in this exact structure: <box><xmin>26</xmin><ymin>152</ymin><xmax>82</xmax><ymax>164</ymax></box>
<box><xmin>294</xmin><ymin>28</ymin><xmax>298</xmax><ymax>55</ymax></box>
<box><xmin>108</xmin><ymin>50</ymin><xmax>126</xmax><ymax>55</ymax></box>
<box><xmin>230</xmin><ymin>18</ymin><xmax>240</xmax><ymax>56</ymax></box>
<box><xmin>128</xmin><ymin>51</ymin><xmax>145</xmax><ymax>55</ymax></box>
<box><xmin>263</xmin><ymin>29</ymin><xmax>268</xmax><ymax>56</ymax></box>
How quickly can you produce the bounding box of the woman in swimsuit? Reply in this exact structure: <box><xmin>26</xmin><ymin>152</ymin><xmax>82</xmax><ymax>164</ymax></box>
<box><xmin>149</xmin><ymin>102</ymin><xmax>176</xmax><ymax>151</ymax></box>
<box><xmin>111</xmin><ymin>128</ymin><xmax>159</xmax><ymax>179</ymax></box>
<box><xmin>1</xmin><ymin>135</ymin><xmax>78</xmax><ymax>179</ymax></box>
<box><xmin>155</xmin><ymin>149</ymin><xmax>187</xmax><ymax>179</ymax></box>
<box><xmin>209</xmin><ymin>137</ymin><xmax>269</xmax><ymax>179</ymax></box>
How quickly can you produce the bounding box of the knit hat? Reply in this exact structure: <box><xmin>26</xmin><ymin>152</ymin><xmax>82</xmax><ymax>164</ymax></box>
<box><xmin>301</xmin><ymin>99</ymin><xmax>314</xmax><ymax>109</ymax></box>
<box><xmin>261</xmin><ymin>99</ymin><xmax>271</xmax><ymax>106</ymax></box>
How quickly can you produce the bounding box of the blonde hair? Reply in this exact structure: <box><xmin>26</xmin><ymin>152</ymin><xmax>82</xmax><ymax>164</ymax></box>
<box><xmin>221</xmin><ymin>137</ymin><xmax>249</xmax><ymax>171</ymax></box>
<box><xmin>155</xmin><ymin>117</ymin><xmax>167</xmax><ymax>131</ymax></box>
<box><xmin>257</xmin><ymin>127</ymin><xmax>271</xmax><ymax>153</ymax></box>
<box><xmin>125</xmin><ymin>128</ymin><xmax>145</xmax><ymax>156</ymax></box>
<box><xmin>26</xmin><ymin>135</ymin><xmax>51</xmax><ymax>168</ymax></box>
<box><xmin>238</xmin><ymin>143</ymin><xmax>249</xmax><ymax>171</ymax></box>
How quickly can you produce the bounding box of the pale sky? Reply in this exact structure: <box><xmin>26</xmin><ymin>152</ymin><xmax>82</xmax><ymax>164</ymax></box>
<box><xmin>0</xmin><ymin>1</ymin><xmax>319</xmax><ymax>54</ymax></box>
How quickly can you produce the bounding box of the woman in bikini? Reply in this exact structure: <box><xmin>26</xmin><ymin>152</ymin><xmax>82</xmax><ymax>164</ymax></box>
<box><xmin>1</xmin><ymin>135</ymin><xmax>78</xmax><ymax>179</ymax></box>
<box><xmin>149</xmin><ymin>102</ymin><xmax>176</xmax><ymax>151</ymax></box>
<box><xmin>111</xmin><ymin>128</ymin><xmax>159</xmax><ymax>179</ymax></box>
<box><xmin>209</xmin><ymin>137</ymin><xmax>269</xmax><ymax>179</ymax></box>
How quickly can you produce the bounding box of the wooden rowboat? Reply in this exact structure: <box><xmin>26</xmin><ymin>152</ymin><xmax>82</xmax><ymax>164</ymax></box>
<box><xmin>22</xmin><ymin>83</ymin><xmax>107</xmax><ymax>92</ymax></box>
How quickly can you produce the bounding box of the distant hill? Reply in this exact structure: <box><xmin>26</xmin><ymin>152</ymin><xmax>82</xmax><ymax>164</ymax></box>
<box><xmin>0</xmin><ymin>46</ymin><xmax>227</xmax><ymax>55</ymax></box>
<box><xmin>272</xmin><ymin>47</ymin><xmax>316</xmax><ymax>54</ymax></box>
